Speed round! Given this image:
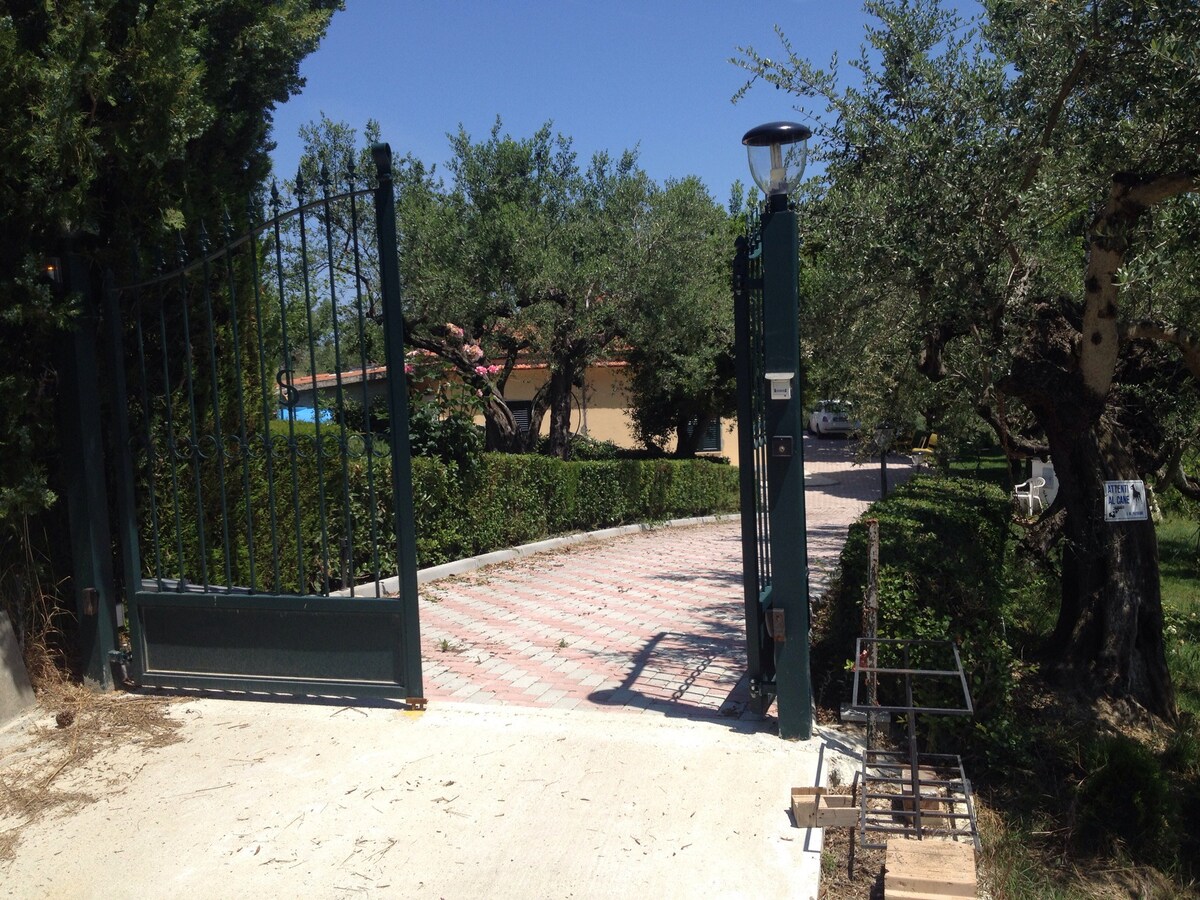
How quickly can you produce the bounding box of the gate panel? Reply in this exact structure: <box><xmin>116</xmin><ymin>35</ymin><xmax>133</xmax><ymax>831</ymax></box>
<box><xmin>107</xmin><ymin>145</ymin><xmax>423</xmax><ymax>702</ymax></box>
<box><xmin>734</xmin><ymin>217</ymin><xmax>775</xmax><ymax>713</ymax></box>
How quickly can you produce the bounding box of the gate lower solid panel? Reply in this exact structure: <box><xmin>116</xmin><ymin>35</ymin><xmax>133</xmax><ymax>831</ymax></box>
<box><xmin>134</xmin><ymin>592</ymin><xmax>412</xmax><ymax>697</ymax></box>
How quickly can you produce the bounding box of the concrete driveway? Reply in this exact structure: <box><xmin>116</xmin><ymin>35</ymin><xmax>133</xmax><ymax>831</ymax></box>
<box><xmin>0</xmin><ymin>439</ymin><xmax>906</xmax><ymax>899</ymax></box>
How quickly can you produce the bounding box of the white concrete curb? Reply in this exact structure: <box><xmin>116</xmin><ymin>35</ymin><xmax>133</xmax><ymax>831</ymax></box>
<box><xmin>331</xmin><ymin>513</ymin><xmax>739</xmax><ymax>596</ymax></box>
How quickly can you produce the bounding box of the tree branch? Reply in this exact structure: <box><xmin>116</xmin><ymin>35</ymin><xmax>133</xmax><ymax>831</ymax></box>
<box><xmin>1122</xmin><ymin>320</ymin><xmax>1200</xmax><ymax>380</ymax></box>
<box><xmin>1079</xmin><ymin>172</ymin><xmax>1198</xmax><ymax>397</ymax></box>
<box><xmin>1115</xmin><ymin>171</ymin><xmax>1198</xmax><ymax>210</ymax></box>
<box><xmin>976</xmin><ymin>401</ymin><xmax>1050</xmax><ymax>459</ymax></box>
<box><xmin>1018</xmin><ymin>47</ymin><xmax>1090</xmax><ymax>193</ymax></box>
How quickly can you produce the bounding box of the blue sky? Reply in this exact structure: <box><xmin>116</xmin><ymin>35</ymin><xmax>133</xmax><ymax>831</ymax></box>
<box><xmin>268</xmin><ymin>1</ymin><xmax>970</xmax><ymax>201</ymax></box>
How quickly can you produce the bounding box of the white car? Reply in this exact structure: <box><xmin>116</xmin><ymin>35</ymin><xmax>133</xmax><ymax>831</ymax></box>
<box><xmin>808</xmin><ymin>400</ymin><xmax>860</xmax><ymax>436</ymax></box>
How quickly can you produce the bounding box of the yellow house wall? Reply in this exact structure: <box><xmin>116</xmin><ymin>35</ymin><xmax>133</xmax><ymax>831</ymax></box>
<box><xmin>497</xmin><ymin>363</ymin><xmax>740</xmax><ymax>466</ymax></box>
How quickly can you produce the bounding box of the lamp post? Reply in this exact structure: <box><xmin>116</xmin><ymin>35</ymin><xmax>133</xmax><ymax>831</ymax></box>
<box><xmin>742</xmin><ymin>121</ymin><xmax>812</xmax><ymax>740</ymax></box>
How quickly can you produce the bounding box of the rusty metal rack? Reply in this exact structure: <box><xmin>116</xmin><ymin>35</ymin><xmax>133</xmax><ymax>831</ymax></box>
<box><xmin>848</xmin><ymin>637</ymin><xmax>981</xmax><ymax>853</ymax></box>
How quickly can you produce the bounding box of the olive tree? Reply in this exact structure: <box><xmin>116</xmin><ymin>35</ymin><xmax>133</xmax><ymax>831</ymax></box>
<box><xmin>737</xmin><ymin>0</ymin><xmax>1200</xmax><ymax>717</ymax></box>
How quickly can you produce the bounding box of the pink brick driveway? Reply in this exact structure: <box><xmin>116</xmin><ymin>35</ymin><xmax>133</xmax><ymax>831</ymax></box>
<box><xmin>417</xmin><ymin>438</ymin><xmax>911</xmax><ymax>720</ymax></box>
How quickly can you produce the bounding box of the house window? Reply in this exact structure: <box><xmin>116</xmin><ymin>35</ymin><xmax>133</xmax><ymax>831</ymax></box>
<box><xmin>508</xmin><ymin>400</ymin><xmax>533</xmax><ymax>436</ymax></box>
<box><xmin>686</xmin><ymin>417</ymin><xmax>722</xmax><ymax>452</ymax></box>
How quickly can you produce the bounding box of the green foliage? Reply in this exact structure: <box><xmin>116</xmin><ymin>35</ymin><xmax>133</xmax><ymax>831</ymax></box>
<box><xmin>150</xmin><ymin>443</ymin><xmax>738</xmax><ymax>581</ymax></box>
<box><xmin>846</xmin><ymin>477</ymin><xmax>1012</xmax><ymax>695</ymax></box>
<box><xmin>819</xmin><ymin>475</ymin><xmax>1016</xmax><ymax>758</ymax></box>
<box><xmin>738</xmin><ymin>0</ymin><xmax>1199</xmax><ymax>723</ymax></box>
<box><xmin>0</xmin><ymin>0</ymin><xmax>339</xmax><ymax>653</ymax></box>
<box><xmin>407</xmin><ymin>404</ymin><xmax>485</xmax><ymax>474</ymax></box>
<box><xmin>1158</xmin><ymin>502</ymin><xmax>1200</xmax><ymax>717</ymax></box>
<box><xmin>817</xmin><ymin>466</ymin><xmax>1200</xmax><ymax>888</ymax></box>
<box><xmin>619</xmin><ymin>176</ymin><xmax>739</xmax><ymax>454</ymax></box>
<box><xmin>1072</xmin><ymin>735</ymin><xmax>1178</xmax><ymax>870</ymax></box>
<box><xmin>552</xmin><ymin>434</ymin><xmax>622</xmax><ymax>461</ymax></box>
<box><xmin>415</xmin><ymin>454</ymin><xmax>739</xmax><ymax>566</ymax></box>
<box><xmin>292</xmin><ymin>116</ymin><xmax>738</xmax><ymax>457</ymax></box>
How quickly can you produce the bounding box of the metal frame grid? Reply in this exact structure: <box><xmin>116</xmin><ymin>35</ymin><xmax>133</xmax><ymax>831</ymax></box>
<box><xmin>855</xmin><ymin>750</ymin><xmax>981</xmax><ymax>852</ymax></box>
<box><xmin>850</xmin><ymin>637</ymin><xmax>973</xmax><ymax>716</ymax></box>
<box><xmin>848</xmin><ymin>637</ymin><xmax>980</xmax><ymax>852</ymax></box>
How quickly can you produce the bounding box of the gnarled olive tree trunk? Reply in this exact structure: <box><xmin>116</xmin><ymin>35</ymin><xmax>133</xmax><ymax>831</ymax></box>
<box><xmin>1039</xmin><ymin>412</ymin><xmax>1175</xmax><ymax>719</ymax></box>
<box><xmin>1001</xmin><ymin>172</ymin><xmax>1194</xmax><ymax>720</ymax></box>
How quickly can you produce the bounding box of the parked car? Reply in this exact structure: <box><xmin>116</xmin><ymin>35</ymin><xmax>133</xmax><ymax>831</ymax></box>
<box><xmin>808</xmin><ymin>400</ymin><xmax>860</xmax><ymax>436</ymax></box>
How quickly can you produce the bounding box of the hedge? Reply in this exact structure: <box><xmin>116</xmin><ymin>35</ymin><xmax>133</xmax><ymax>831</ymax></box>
<box><xmin>414</xmin><ymin>454</ymin><xmax>740</xmax><ymax>567</ymax></box>
<box><xmin>816</xmin><ymin>475</ymin><xmax>1014</xmax><ymax>749</ymax></box>
<box><xmin>142</xmin><ymin>437</ymin><xmax>739</xmax><ymax>593</ymax></box>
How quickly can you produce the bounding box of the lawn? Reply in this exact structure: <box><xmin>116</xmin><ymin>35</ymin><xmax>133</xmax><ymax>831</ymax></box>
<box><xmin>1159</xmin><ymin>507</ymin><xmax>1200</xmax><ymax>717</ymax></box>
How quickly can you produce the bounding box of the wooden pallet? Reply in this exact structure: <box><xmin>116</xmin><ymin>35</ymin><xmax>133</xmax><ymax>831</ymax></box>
<box><xmin>884</xmin><ymin>838</ymin><xmax>976</xmax><ymax>899</ymax></box>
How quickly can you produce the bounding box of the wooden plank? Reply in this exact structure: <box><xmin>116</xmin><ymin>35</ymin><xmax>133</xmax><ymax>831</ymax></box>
<box><xmin>816</xmin><ymin>794</ymin><xmax>858</xmax><ymax>827</ymax></box>
<box><xmin>790</xmin><ymin>788</ymin><xmax>858</xmax><ymax>828</ymax></box>
<box><xmin>885</xmin><ymin>838</ymin><xmax>976</xmax><ymax>899</ymax></box>
<box><xmin>791</xmin><ymin>787</ymin><xmax>823</xmax><ymax>826</ymax></box>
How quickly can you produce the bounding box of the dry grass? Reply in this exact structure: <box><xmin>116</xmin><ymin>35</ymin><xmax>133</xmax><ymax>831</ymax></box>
<box><xmin>0</xmin><ymin>677</ymin><xmax>184</xmax><ymax>862</ymax></box>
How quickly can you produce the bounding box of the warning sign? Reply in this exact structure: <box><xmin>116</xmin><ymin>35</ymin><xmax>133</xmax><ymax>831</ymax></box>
<box><xmin>1104</xmin><ymin>480</ymin><xmax>1148</xmax><ymax>522</ymax></box>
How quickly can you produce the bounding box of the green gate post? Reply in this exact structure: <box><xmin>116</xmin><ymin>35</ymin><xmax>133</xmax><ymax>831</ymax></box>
<box><xmin>55</xmin><ymin>250</ymin><xmax>119</xmax><ymax>689</ymax></box>
<box><xmin>743</xmin><ymin>122</ymin><xmax>813</xmax><ymax>740</ymax></box>
<box><xmin>760</xmin><ymin>196</ymin><xmax>811</xmax><ymax>740</ymax></box>
<box><xmin>373</xmin><ymin>143</ymin><xmax>425</xmax><ymax>706</ymax></box>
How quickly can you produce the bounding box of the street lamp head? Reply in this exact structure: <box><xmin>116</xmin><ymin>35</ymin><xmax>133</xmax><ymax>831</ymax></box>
<box><xmin>742</xmin><ymin>121</ymin><xmax>812</xmax><ymax>197</ymax></box>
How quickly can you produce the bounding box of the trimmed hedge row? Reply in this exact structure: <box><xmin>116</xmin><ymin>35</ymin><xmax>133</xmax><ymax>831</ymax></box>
<box><xmin>815</xmin><ymin>475</ymin><xmax>1014</xmax><ymax>745</ymax></box>
<box><xmin>144</xmin><ymin>434</ymin><xmax>739</xmax><ymax>593</ymax></box>
<box><xmin>413</xmin><ymin>454</ymin><xmax>740</xmax><ymax>568</ymax></box>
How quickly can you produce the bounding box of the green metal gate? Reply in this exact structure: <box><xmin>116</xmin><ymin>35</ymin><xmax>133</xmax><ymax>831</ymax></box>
<box><xmin>733</xmin><ymin>199</ymin><xmax>811</xmax><ymax>739</ymax></box>
<box><xmin>105</xmin><ymin>145</ymin><xmax>423</xmax><ymax>703</ymax></box>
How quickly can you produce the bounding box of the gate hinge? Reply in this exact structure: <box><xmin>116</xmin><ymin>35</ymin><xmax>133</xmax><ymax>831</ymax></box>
<box><xmin>107</xmin><ymin>649</ymin><xmax>135</xmax><ymax>689</ymax></box>
<box><xmin>406</xmin><ymin>697</ymin><xmax>427</xmax><ymax>711</ymax></box>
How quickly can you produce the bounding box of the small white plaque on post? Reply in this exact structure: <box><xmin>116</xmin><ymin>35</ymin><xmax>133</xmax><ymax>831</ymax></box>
<box><xmin>766</xmin><ymin>372</ymin><xmax>793</xmax><ymax>400</ymax></box>
<box><xmin>1104</xmin><ymin>479</ymin><xmax>1148</xmax><ymax>522</ymax></box>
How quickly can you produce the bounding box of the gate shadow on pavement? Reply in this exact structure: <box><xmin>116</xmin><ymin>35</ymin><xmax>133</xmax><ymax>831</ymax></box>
<box><xmin>586</xmin><ymin>629</ymin><xmax>773</xmax><ymax>735</ymax></box>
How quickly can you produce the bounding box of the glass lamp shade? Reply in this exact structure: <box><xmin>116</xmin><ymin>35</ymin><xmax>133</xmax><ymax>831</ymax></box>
<box><xmin>742</xmin><ymin>122</ymin><xmax>812</xmax><ymax>196</ymax></box>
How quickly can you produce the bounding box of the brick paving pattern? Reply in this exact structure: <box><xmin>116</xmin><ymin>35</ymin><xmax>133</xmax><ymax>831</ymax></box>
<box><xmin>418</xmin><ymin>439</ymin><xmax>912</xmax><ymax>719</ymax></box>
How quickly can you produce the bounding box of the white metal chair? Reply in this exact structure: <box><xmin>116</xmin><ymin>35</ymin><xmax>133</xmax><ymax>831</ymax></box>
<box><xmin>1012</xmin><ymin>476</ymin><xmax>1046</xmax><ymax>515</ymax></box>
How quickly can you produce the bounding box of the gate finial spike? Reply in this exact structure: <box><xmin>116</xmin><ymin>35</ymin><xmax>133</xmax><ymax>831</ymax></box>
<box><xmin>222</xmin><ymin>207</ymin><xmax>234</xmax><ymax>243</ymax></box>
<box><xmin>175</xmin><ymin>231</ymin><xmax>187</xmax><ymax>268</ymax></box>
<box><xmin>270</xmin><ymin>181</ymin><xmax>282</xmax><ymax>215</ymax></box>
<box><xmin>319</xmin><ymin>162</ymin><xmax>331</xmax><ymax>194</ymax></box>
<box><xmin>198</xmin><ymin>220</ymin><xmax>210</xmax><ymax>252</ymax></box>
<box><xmin>295</xmin><ymin>168</ymin><xmax>306</xmax><ymax>201</ymax></box>
<box><xmin>346</xmin><ymin>156</ymin><xmax>357</xmax><ymax>190</ymax></box>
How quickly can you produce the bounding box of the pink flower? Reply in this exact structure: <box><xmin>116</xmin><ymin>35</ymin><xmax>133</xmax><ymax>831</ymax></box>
<box><xmin>404</xmin><ymin>364</ymin><xmax>415</xmax><ymax>375</ymax></box>
<box><xmin>474</xmin><ymin>365</ymin><xmax>488</xmax><ymax>376</ymax></box>
<box><xmin>445</xmin><ymin>323</ymin><xmax>464</xmax><ymax>340</ymax></box>
<box><xmin>463</xmin><ymin>343</ymin><xmax>484</xmax><ymax>362</ymax></box>
<box><xmin>486</xmin><ymin>364</ymin><xmax>503</xmax><ymax>376</ymax></box>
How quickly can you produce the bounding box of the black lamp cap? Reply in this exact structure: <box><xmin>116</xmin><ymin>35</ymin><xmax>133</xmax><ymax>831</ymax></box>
<box><xmin>741</xmin><ymin>121</ymin><xmax>812</xmax><ymax>147</ymax></box>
